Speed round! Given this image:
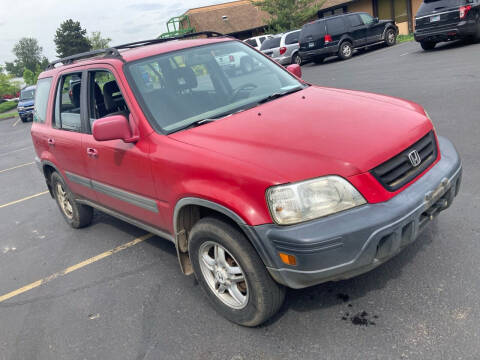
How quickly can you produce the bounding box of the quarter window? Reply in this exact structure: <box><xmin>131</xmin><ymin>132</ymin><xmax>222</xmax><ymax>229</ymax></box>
<box><xmin>285</xmin><ymin>31</ymin><xmax>300</xmax><ymax>45</ymax></box>
<box><xmin>54</xmin><ymin>73</ymin><xmax>83</xmax><ymax>132</ymax></box>
<box><xmin>33</xmin><ymin>78</ymin><xmax>52</xmax><ymax>123</ymax></box>
<box><xmin>348</xmin><ymin>14</ymin><xmax>363</xmax><ymax>27</ymax></box>
<box><xmin>326</xmin><ymin>17</ymin><xmax>347</xmax><ymax>35</ymax></box>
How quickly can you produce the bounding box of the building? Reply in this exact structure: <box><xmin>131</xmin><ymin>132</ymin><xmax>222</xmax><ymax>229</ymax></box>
<box><xmin>317</xmin><ymin>0</ymin><xmax>422</xmax><ymax>35</ymax></box>
<box><xmin>177</xmin><ymin>0</ymin><xmax>271</xmax><ymax>39</ymax></box>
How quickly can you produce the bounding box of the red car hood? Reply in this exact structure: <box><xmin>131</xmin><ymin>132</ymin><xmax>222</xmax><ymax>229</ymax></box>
<box><xmin>169</xmin><ymin>86</ymin><xmax>433</xmax><ymax>183</ymax></box>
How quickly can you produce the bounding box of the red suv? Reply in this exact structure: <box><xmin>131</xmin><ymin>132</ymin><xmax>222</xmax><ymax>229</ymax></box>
<box><xmin>31</xmin><ymin>32</ymin><xmax>462</xmax><ymax>326</ymax></box>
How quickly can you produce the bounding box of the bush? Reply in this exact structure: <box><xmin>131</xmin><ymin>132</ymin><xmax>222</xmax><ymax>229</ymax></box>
<box><xmin>0</xmin><ymin>101</ymin><xmax>18</xmax><ymax>113</ymax></box>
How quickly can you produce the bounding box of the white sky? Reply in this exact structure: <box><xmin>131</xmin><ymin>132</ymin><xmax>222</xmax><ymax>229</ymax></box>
<box><xmin>0</xmin><ymin>0</ymin><xmax>223</xmax><ymax>63</ymax></box>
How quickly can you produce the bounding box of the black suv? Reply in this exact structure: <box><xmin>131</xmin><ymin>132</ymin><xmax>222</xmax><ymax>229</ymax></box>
<box><xmin>414</xmin><ymin>0</ymin><xmax>480</xmax><ymax>50</ymax></box>
<box><xmin>299</xmin><ymin>12</ymin><xmax>398</xmax><ymax>64</ymax></box>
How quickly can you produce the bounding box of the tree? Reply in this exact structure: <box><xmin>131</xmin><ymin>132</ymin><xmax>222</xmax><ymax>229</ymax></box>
<box><xmin>54</xmin><ymin>19</ymin><xmax>91</xmax><ymax>58</ymax></box>
<box><xmin>88</xmin><ymin>31</ymin><xmax>112</xmax><ymax>50</ymax></box>
<box><xmin>254</xmin><ymin>0</ymin><xmax>322</xmax><ymax>33</ymax></box>
<box><xmin>0</xmin><ymin>71</ymin><xmax>20</xmax><ymax>97</ymax></box>
<box><xmin>5</xmin><ymin>37</ymin><xmax>45</xmax><ymax>76</ymax></box>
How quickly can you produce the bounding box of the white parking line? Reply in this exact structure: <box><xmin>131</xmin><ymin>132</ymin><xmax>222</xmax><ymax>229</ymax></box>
<box><xmin>12</xmin><ymin>118</ymin><xmax>20</xmax><ymax>127</ymax></box>
<box><xmin>0</xmin><ymin>146</ymin><xmax>31</xmax><ymax>158</ymax></box>
<box><xmin>0</xmin><ymin>162</ymin><xmax>34</xmax><ymax>174</ymax></box>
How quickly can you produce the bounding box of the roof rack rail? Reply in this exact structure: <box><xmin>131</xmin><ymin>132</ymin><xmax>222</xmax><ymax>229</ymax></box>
<box><xmin>46</xmin><ymin>31</ymin><xmax>225</xmax><ymax>70</ymax></box>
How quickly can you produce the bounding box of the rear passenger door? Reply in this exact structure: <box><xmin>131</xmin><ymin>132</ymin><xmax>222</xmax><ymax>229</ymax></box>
<box><xmin>325</xmin><ymin>17</ymin><xmax>348</xmax><ymax>51</ymax></box>
<box><xmin>48</xmin><ymin>71</ymin><xmax>98</xmax><ymax>201</ymax></box>
<box><xmin>347</xmin><ymin>14</ymin><xmax>368</xmax><ymax>46</ymax></box>
<box><xmin>82</xmin><ymin>67</ymin><xmax>163</xmax><ymax>228</ymax></box>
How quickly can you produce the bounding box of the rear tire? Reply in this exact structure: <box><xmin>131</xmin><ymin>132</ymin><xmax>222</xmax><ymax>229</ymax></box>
<box><xmin>420</xmin><ymin>41</ymin><xmax>436</xmax><ymax>50</ymax></box>
<box><xmin>385</xmin><ymin>28</ymin><xmax>397</xmax><ymax>46</ymax></box>
<box><xmin>292</xmin><ymin>53</ymin><xmax>302</xmax><ymax>65</ymax></box>
<box><xmin>338</xmin><ymin>41</ymin><xmax>353</xmax><ymax>60</ymax></box>
<box><xmin>51</xmin><ymin>172</ymin><xmax>93</xmax><ymax>228</ymax></box>
<box><xmin>189</xmin><ymin>217</ymin><xmax>286</xmax><ymax>327</ymax></box>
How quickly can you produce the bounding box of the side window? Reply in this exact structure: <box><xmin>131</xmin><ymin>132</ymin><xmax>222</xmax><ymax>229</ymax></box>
<box><xmin>54</xmin><ymin>73</ymin><xmax>82</xmax><ymax>132</ymax></box>
<box><xmin>259</xmin><ymin>36</ymin><xmax>266</xmax><ymax>43</ymax></box>
<box><xmin>245</xmin><ymin>39</ymin><xmax>257</xmax><ymax>47</ymax></box>
<box><xmin>285</xmin><ymin>31</ymin><xmax>300</xmax><ymax>45</ymax></box>
<box><xmin>348</xmin><ymin>14</ymin><xmax>363</xmax><ymax>27</ymax></box>
<box><xmin>88</xmin><ymin>70</ymin><xmax>129</xmax><ymax>129</ymax></box>
<box><xmin>326</xmin><ymin>17</ymin><xmax>347</xmax><ymax>35</ymax></box>
<box><xmin>360</xmin><ymin>13</ymin><xmax>374</xmax><ymax>25</ymax></box>
<box><xmin>33</xmin><ymin>77</ymin><xmax>52</xmax><ymax>123</ymax></box>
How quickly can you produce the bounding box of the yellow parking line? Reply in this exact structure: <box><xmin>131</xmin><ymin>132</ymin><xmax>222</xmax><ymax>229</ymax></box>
<box><xmin>0</xmin><ymin>233</ymin><xmax>153</xmax><ymax>303</ymax></box>
<box><xmin>0</xmin><ymin>162</ymin><xmax>34</xmax><ymax>174</ymax></box>
<box><xmin>0</xmin><ymin>191</ymin><xmax>49</xmax><ymax>209</ymax></box>
<box><xmin>12</xmin><ymin>118</ymin><xmax>21</xmax><ymax>127</ymax></box>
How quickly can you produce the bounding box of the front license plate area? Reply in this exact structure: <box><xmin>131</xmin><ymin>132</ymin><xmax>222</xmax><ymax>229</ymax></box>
<box><xmin>430</xmin><ymin>15</ymin><xmax>441</xmax><ymax>22</ymax></box>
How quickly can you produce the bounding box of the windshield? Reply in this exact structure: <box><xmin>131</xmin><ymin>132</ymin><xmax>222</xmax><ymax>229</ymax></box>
<box><xmin>126</xmin><ymin>41</ymin><xmax>305</xmax><ymax>133</ymax></box>
<box><xmin>20</xmin><ymin>89</ymin><xmax>35</xmax><ymax>101</ymax></box>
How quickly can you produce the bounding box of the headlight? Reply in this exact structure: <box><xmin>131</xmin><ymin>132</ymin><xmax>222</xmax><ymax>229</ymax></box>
<box><xmin>266</xmin><ymin>176</ymin><xmax>366</xmax><ymax>225</ymax></box>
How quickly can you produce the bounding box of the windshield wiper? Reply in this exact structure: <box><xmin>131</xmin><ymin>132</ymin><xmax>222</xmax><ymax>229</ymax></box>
<box><xmin>257</xmin><ymin>87</ymin><xmax>304</xmax><ymax>105</ymax></box>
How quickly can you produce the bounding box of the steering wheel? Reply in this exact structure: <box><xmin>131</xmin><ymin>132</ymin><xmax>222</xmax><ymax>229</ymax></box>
<box><xmin>229</xmin><ymin>83</ymin><xmax>258</xmax><ymax>102</ymax></box>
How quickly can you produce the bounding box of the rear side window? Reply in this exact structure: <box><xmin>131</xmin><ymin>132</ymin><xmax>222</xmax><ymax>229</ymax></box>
<box><xmin>260</xmin><ymin>37</ymin><xmax>281</xmax><ymax>50</ymax></box>
<box><xmin>285</xmin><ymin>31</ymin><xmax>300</xmax><ymax>45</ymax></box>
<box><xmin>418</xmin><ymin>0</ymin><xmax>465</xmax><ymax>15</ymax></box>
<box><xmin>326</xmin><ymin>17</ymin><xmax>347</xmax><ymax>35</ymax></box>
<box><xmin>245</xmin><ymin>39</ymin><xmax>257</xmax><ymax>47</ymax></box>
<box><xmin>54</xmin><ymin>73</ymin><xmax>83</xmax><ymax>132</ymax></box>
<box><xmin>33</xmin><ymin>78</ymin><xmax>52</xmax><ymax>123</ymax></box>
<box><xmin>300</xmin><ymin>21</ymin><xmax>326</xmax><ymax>41</ymax></box>
<box><xmin>347</xmin><ymin>14</ymin><xmax>363</xmax><ymax>27</ymax></box>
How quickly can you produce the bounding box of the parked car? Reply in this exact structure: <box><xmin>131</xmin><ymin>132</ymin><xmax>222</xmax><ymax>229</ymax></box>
<box><xmin>31</xmin><ymin>32</ymin><xmax>461</xmax><ymax>327</ymax></box>
<box><xmin>414</xmin><ymin>0</ymin><xmax>480</xmax><ymax>50</ymax></box>
<box><xmin>260</xmin><ymin>30</ymin><xmax>302</xmax><ymax>65</ymax></box>
<box><xmin>299</xmin><ymin>12</ymin><xmax>398</xmax><ymax>63</ymax></box>
<box><xmin>17</xmin><ymin>85</ymin><xmax>36</xmax><ymax>122</ymax></box>
<box><xmin>243</xmin><ymin>35</ymin><xmax>273</xmax><ymax>49</ymax></box>
<box><xmin>214</xmin><ymin>48</ymin><xmax>259</xmax><ymax>74</ymax></box>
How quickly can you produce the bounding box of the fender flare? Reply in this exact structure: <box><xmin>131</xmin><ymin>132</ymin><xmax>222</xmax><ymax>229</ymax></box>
<box><xmin>173</xmin><ymin>197</ymin><xmax>276</xmax><ymax>274</ymax></box>
<box><xmin>39</xmin><ymin>159</ymin><xmax>63</xmax><ymax>198</ymax></box>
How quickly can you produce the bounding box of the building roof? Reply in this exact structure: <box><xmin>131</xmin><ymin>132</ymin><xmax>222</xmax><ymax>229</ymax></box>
<box><xmin>183</xmin><ymin>0</ymin><xmax>270</xmax><ymax>34</ymax></box>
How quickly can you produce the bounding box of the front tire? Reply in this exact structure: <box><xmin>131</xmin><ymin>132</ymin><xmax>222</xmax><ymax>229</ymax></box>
<box><xmin>420</xmin><ymin>41</ymin><xmax>436</xmax><ymax>50</ymax></box>
<box><xmin>338</xmin><ymin>41</ymin><xmax>353</xmax><ymax>60</ymax></box>
<box><xmin>385</xmin><ymin>28</ymin><xmax>397</xmax><ymax>46</ymax></box>
<box><xmin>51</xmin><ymin>172</ymin><xmax>93</xmax><ymax>228</ymax></box>
<box><xmin>20</xmin><ymin>116</ymin><xmax>27</xmax><ymax>123</ymax></box>
<box><xmin>189</xmin><ymin>217</ymin><xmax>285</xmax><ymax>327</ymax></box>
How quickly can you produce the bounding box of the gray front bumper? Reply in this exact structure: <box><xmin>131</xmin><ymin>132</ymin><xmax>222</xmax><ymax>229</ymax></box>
<box><xmin>249</xmin><ymin>136</ymin><xmax>461</xmax><ymax>289</ymax></box>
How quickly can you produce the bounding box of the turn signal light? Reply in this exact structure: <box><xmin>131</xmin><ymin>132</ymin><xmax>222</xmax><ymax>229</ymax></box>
<box><xmin>279</xmin><ymin>46</ymin><xmax>287</xmax><ymax>55</ymax></box>
<box><xmin>279</xmin><ymin>252</ymin><xmax>297</xmax><ymax>266</ymax></box>
<box><xmin>460</xmin><ymin>5</ymin><xmax>471</xmax><ymax>19</ymax></box>
<box><xmin>324</xmin><ymin>34</ymin><xmax>333</xmax><ymax>43</ymax></box>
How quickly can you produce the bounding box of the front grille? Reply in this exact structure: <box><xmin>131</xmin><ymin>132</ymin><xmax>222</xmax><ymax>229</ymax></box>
<box><xmin>371</xmin><ymin>131</ymin><xmax>438</xmax><ymax>192</ymax></box>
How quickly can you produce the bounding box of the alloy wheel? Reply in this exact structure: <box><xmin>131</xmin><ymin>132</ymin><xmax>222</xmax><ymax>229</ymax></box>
<box><xmin>56</xmin><ymin>183</ymin><xmax>73</xmax><ymax>219</ymax></box>
<box><xmin>198</xmin><ymin>241</ymin><xmax>249</xmax><ymax>309</ymax></box>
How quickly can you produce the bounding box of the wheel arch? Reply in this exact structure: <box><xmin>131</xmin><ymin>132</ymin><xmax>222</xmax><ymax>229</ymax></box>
<box><xmin>41</xmin><ymin>160</ymin><xmax>62</xmax><ymax>198</ymax></box>
<box><xmin>173</xmin><ymin>197</ymin><xmax>274</xmax><ymax>275</ymax></box>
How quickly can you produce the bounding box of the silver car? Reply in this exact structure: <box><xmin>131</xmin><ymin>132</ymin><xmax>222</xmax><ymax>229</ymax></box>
<box><xmin>260</xmin><ymin>30</ymin><xmax>301</xmax><ymax>66</ymax></box>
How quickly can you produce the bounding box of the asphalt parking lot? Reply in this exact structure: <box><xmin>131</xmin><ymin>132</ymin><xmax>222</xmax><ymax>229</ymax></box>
<box><xmin>1</xmin><ymin>39</ymin><xmax>479</xmax><ymax>360</ymax></box>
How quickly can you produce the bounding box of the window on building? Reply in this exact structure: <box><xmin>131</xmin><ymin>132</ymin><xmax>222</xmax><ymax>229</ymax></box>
<box><xmin>377</xmin><ymin>0</ymin><xmax>393</xmax><ymax>20</ymax></box>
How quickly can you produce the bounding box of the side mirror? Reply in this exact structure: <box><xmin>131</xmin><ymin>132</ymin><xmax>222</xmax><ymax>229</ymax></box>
<box><xmin>373</xmin><ymin>17</ymin><xmax>379</xmax><ymax>24</ymax></box>
<box><xmin>92</xmin><ymin>114</ymin><xmax>138</xmax><ymax>143</ymax></box>
<box><xmin>286</xmin><ymin>64</ymin><xmax>302</xmax><ymax>78</ymax></box>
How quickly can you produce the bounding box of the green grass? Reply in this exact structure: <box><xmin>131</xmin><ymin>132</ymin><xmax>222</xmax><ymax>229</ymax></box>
<box><xmin>0</xmin><ymin>110</ymin><xmax>17</xmax><ymax>120</ymax></box>
<box><xmin>397</xmin><ymin>34</ymin><xmax>414</xmax><ymax>43</ymax></box>
<box><xmin>0</xmin><ymin>101</ymin><xmax>18</xmax><ymax>113</ymax></box>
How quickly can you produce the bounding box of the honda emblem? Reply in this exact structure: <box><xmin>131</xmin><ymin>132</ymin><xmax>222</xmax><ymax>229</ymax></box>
<box><xmin>408</xmin><ymin>150</ymin><xmax>421</xmax><ymax>167</ymax></box>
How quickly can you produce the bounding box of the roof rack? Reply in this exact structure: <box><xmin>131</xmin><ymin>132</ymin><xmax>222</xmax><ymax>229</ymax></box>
<box><xmin>46</xmin><ymin>31</ymin><xmax>225</xmax><ymax>70</ymax></box>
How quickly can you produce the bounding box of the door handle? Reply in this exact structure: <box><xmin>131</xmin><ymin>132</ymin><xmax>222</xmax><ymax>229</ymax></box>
<box><xmin>47</xmin><ymin>138</ymin><xmax>55</xmax><ymax>146</ymax></box>
<box><xmin>86</xmin><ymin>147</ymin><xmax>98</xmax><ymax>157</ymax></box>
